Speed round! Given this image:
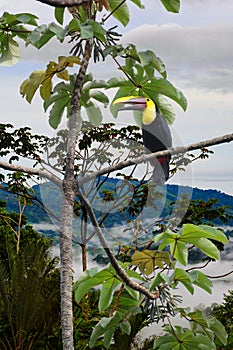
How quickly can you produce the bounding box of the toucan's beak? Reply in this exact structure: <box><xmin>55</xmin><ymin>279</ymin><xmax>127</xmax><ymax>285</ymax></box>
<box><xmin>113</xmin><ymin>96</ymin><xmax>147</xmax><ymax>111</ymax></box>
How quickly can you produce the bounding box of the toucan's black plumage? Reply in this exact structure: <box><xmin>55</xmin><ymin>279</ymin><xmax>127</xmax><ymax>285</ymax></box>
<box><xmin>113</xmin><ymin>96</ymin><xmax>172</xmax><ymax>184</ymax></box>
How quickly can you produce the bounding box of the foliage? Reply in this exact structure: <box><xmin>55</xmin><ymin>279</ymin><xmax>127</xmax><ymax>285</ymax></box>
<box><xmin>0</xmin><ymin>201</ymin><xmax>61</xmax><ymax>349</ymax></box>
<box><xmin>0</xmin><ymin>1</ymin><xmax>186</xmax><ymax>128</ymax></box>
<box><xmin>0</xmin><ymin>1</ymin><xmax>231</xmax><ymax>349</ymax></box>
<box><xmin>20</xmin><ymin>56</ymin><xmax>81</xmax><ymax>103</ymax></box>
<box><xmin>0</xmin><ymin>123</ymin><xmax>47</xmax><ymax>166</ymax></box>
<box><xmin>0</xmin><ymin>12</ymin><xmax>38</xmax><ymax>66</ymax></box>
<box><xmin>180</xmin><ymin>198</ymin><xmax>233</xmax><ymax>226</ymax></box>
<box><xmin>73</xmin><ymin>223</ymin><xmax>228</xmax><ymax>349</ymax></box>
<box><xmin>212</xmin><ymin>291</ymin><xmax>233</xmax><ymax>350</ymax></box>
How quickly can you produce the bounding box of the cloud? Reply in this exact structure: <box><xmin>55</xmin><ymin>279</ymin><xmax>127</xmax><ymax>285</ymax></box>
<box><xmin>122</xmin><ymin>23</ymin><xmax>233</xmax><ymax>92</ymax></box>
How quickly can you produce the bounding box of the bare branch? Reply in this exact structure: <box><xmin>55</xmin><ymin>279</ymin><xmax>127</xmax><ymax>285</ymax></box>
<box><xmin>35</xmin><ymin>0</ymin><xmax>89</xmax><ymax>7</ymax></box>
<box><xmin>78</xmin><ymin>132</ymin><xmax>233</xmax><ymax>185</ymax></box>
<box><xmin>1</xmin><ymin>132</ymin><xmax>233</xmax><ymax>300</ymax></box>
<box><xmin>1</xmin><ymin>132</ymin><xmax>233</xmax><ymax>187</ymax></box>
<box><xmin>0</xmin><ymin>160</ymin><xmax>62</xmax><ymax>187</ymax></box>
<box><xmin>78</xmin><ymin>190</ymin><xmax>160</xmax><ymax>300</ymax></box>
<box><xmin>206</xmin><ymin>270</ymin><xmax>233</xmax><ymax>279</ymax></box>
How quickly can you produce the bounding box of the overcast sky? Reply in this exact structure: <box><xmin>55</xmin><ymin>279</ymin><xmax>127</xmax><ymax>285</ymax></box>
<box><xmin>0</xmin><ymin>0</ymin><xmax>233</xmax><ymax>195</ymax></box>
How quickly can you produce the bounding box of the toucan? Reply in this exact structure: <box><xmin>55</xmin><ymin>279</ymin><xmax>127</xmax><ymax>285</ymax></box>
<box><xmin>113</xmin><ymin>96</ymin><xmax>172</xmax><ymax>184</ymax></box>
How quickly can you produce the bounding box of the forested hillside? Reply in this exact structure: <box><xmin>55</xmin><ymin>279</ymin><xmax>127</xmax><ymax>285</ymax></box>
<box><xmin>1</xmin><ymin>179</ymin><xmax>233</xmax><ymax>227</ymax></box>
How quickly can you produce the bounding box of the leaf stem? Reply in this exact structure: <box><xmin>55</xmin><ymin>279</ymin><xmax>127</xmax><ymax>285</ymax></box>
<box><xmin>102</xmin><ymin>0</ymin><xmax>127</xmax><ymax>23</ymax></box>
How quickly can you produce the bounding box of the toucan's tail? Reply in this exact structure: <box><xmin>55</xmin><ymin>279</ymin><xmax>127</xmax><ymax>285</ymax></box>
<box><xmin>152</xmin><ymin>156</ymin><xmax>170</xmax><ymax>185</ymax></box>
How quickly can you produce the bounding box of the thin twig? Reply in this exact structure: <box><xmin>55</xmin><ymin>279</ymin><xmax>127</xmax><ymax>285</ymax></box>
<box><xmin>206</xmin><ymin>270</ymin><xmax>233</xmax><ymax>279</ymax></box>
<box><xmin>78</xmin><ymin>190</ymin><xmax>160</xmax><ymax>300</ymax></box>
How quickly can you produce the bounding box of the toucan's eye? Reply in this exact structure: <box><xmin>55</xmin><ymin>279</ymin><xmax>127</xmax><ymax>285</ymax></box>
<box><xmin>146</xmin><ymin>98</ymin><xmax>150</xmax><ymax>101</ymax></box>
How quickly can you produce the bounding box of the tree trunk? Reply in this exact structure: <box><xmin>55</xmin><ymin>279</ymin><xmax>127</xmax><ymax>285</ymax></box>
<box><xmin>60</xmin><ymin>40</ymin><xmax>91</xmax><ymax>350</ymax></box>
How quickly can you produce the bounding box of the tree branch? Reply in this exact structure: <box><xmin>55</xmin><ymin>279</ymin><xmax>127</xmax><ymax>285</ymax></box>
<box><xmin>1</xmin><ymin>132</ymin><xmax>233</xmax><ymax>301</ymax></box>
<box><xmin>0</xmin><ymin>161</ymin><xmax>62</xmax><ymax>187</ymax></box>
<box><xmin>78</xmin><ymin>190</ymin><xmax>160</xmax><ymax>300</ymax></box>
<box><xmin>77</xmin><ymin>132</ymin><xmax>233</xmax><ymax>185</ymax></box>
<box><xmin>35</xmin><ymin>0</ymin><xmax>89</xmax><ymax>7</ymax></box>
<box><xmin>1</xmin><ymin>132</ymin><xmax>233</xmax><ymax>187</ymax></box>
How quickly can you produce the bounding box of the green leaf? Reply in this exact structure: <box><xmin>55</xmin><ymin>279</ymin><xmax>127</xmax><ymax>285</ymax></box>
<box><xmin>156</xmin><ymin>95</ymin><xmax>176</xmax><ymax>125</ymax></box>
<box><xmin>80</xmin><ymin>23</ymin><xmax>93</xmax><ymax>39</ymax></box>
<box><xmin>154</xmin><ymin>334</ymin><xmax>178</xmax><ymax>349</ymax></box>
<box><xmin>27</xmin><ymin>24</ymin><xmax>55</xmax><ymax>49</ymax></box>
<box><xmin>173</xmin><ymin>268</ymin><xmax>194</xmax><ymax>294</ymax></box>
<box><xmin>54</xmin><ymin>7</ymin><xmax>65</xmax><ymax>25</ymax></box>
<box><xmin>99</xmin><ymin>278</ymin><xmax>121</xmax><ymax>312</ymax></box>
<box><xmin>207</xmin><ymin>316</ymin><xmax>228</xmax><ymax>346</ymax></box>
<box><xmin>86</xmin><ymin>103</ymin><xmax>103</xmax><ymax>125</ymax></box>
<box><xmin>198</xmin><ymin>225</ymin><xmax>228</xmax><ymax>243</ymax></box>
<box><xmin>138</xmin><ymin>50</ymin><xmax>167</xmax><ymax>78</ymax></box>
<box><xmin>188</xmin><ymin>309</ymin><xmax>209</xmax><ymax>328</ymax></box>
<box><xmin>125</xmin><ymin>269</ymin><xmax>144</xmax><ymax>282</ymax></box>
<box><xmin>107</xmin><ymin>77</ymin><xmax>134</xmax><ymax>89</ymax></box>
<box><xmin>189</xmin><ymin>270</ymin><xmax>213</xmax><ymax>294</ymax></box>
<box><xmin>0</xmin><ymin>36</ymin><xmax>20</xmax><ymax>66</ymax></box>
<box><xmin>74</xmin><ymin>266</ymin><xmax>121</xmax><ymax>302</ymax></box>
<box><xmin>49</xmin><ymin>95</ymin><xmax>70</xmax><ymax>129</ymax></box>
<box><xmin>123</xmin><ymin>285</ymin><xmax>140</xmax><ymax>300</ymax></box>
<box><xmin>116</xmin><ymin>295</ymin><xmax>141</xmax><ymax>313</ymax></box>
<box><xmin>181</xmin><ymin>224</ymin><xmax>226</xmax><ymax>260</ymax></box>
<box><xmin>15</xmin><ymin>13</ymin><xmax>38</xmax><ymax>26</ymax></box>
<box><xmin>103</xmin><ymin>328</ymin><xmax>115</xmax><ymax>349</ymax></box>
<box><xmin>108</xmin><ymin>0</ymin><xmax>130</xmax><ymax>26</ymax></box>
<box><xmin>156</xmin><ymin>230</ymin><xmax>189</xmax><ymax>265</ymax></box>
<box><xmin>130</xmin><ymin>0</ymin><xmax>145</xmax><ymax>9</ymax></box>
<box><xmin>90</xmin><ymin>312</ymin><xmax>123</xmax><ymax>348</ymax></box>
<box><xmin>88</xmin><ymin>20</ymin><xmax>106</xmax><ymax>42</ymax></box>
<box><xmin>69</xmin><ymin>18</ymin><xmax>80</xmax><ymax>32</ymax></box>
<box><xmin>83</xmin><ymin>79</ymin><xmax>107</xmax><ymax>90</ymax></box>
<box><xmin>48</xmin><ymin>22</ymin><xmax>65</xmax><ymax>42</ymax></box>
<box><xmin>89</xmin><ymin>90</ymin><xmax>109</xmax><ymax>106</ymax></box>
<box><xmin>156</xmin><ymin>224</ymin><xmax>227</xmax><ymax>265</ymax></box>
<box><xmin>160</xmin><ymin>0</ymin><xmax>180</xmax><ymax>13</ymax></box>
<box><xmin>143</xmin><ymin>78</ymin><xmax>188</xmax><ymax>111</ymax></box>
<box><xmin>150</xmin><ymin>272</ymin><xmax>172</xmax><ymax>291</ymax></box>
<box><xmin>120</xmin><ymin>321</ymin><xmax>131</xmax><ymax>335</ymax></box>
<box><xmin>74</xmin><ymin>269</ymin><xmax>111</xmax><ymax>302</ymax></box>
<box><xmin>154</xmin><ymin>326</ymin><xmax>216</xmax><ymax>350</ymax></box>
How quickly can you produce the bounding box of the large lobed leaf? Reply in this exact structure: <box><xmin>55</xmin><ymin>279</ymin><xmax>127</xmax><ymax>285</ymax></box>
<box><xmin>132</xmin><ymin>250</ymin><xmax>173</xmax><ymax>275</ymax></box>
<box><xmin>153</xmin><ymin>224</ymin><xmax>228</xmax><ymax>265</ymax></box>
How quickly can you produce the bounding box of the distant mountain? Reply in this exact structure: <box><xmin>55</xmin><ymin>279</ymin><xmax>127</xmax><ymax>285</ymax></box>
<box><xmin>1</xmin><ymin>178</ymin><xmax>233</xmax><ymax>229</ymax></box>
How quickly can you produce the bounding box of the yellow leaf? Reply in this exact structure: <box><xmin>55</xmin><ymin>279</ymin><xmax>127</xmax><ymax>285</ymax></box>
<box><xmin>40</xmin><ymin>75</ymin><xmax>53</xmax><ymax>100</ymax></box>
<box><xmin>45</xmin><ymin>61</ymin><xmax>58</xmax><ymax>75</ymax></box>
<box><xmin>57</xmin><ymin>56</ymin><xmax>67</xmax><ymax>68</ymax></box>
<box><xmin>132</xmin><ymin>250</ymin><xmax>173</xmax><ymax>275</ymax></box>
<box><xmin>56</xmin><ymin>69</ymin><xmax>69</xmax><ymax>81</ymax></box>
<box><xmin>20</xmin><ymin>70</ymin><xmax>45</xmax><ymax>103</ymax></box>
<box><xmin>59</xmin><ymin>55</ymin><xmax>81</xmax><ymax>67</ymax></box>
